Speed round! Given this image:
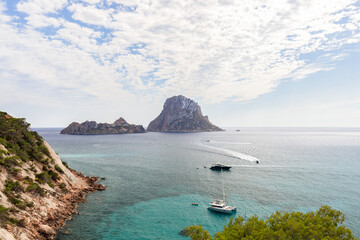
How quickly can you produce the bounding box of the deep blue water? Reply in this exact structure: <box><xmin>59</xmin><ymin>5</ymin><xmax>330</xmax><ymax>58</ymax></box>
<box><xmin>35</xmin><ymin>128</ymin><xmax>360</xmax><ymax>239</ymax></box>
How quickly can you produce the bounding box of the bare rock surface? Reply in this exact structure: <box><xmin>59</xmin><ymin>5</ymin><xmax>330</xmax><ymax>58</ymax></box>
<box><xmin>147</xmin><ymin>95</ymin><xmax>223</xmax><ymax>132</ymax></box>
<box><xmin>60</xmin><ymin>117</ymin><xmax>145</xmax><ymax>135</ymax></box>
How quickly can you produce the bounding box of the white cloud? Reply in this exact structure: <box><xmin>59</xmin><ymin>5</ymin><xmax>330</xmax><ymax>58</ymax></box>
<box><xmin>17</xmin><ymin>0</ymin><xmax>68</xmax><ymax>14</ymax></box>
<box><xmin>0</xmin><ymin>0</ymin><xmax>360</xmax><ymax>126</ymax></box>
<box><xmin>68</xmin><ymin>3</ymin><xmax>112</xmax><ymax>26</ymax></box>
<box><xmin>25</xmin><ymin>14</ymin><xmax>64</xmax><ymax>28</ymax></box>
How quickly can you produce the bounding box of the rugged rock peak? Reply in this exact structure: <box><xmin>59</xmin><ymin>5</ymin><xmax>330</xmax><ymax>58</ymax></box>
<box><xmin>60</xmin><ymin>117</ymin><xmax>145</xmax><ymax>135</ymax></box>
<box><xmin>113</xmin><ymin>117</ymin><xmax>128</xmax><ymax>126</ymax></box>
<box><xmin>147</xmin><ymin>95</ymin><xmax>223</xmax><ymax>132</ymax></box>
<box><xmin>163</xmin><ymin>95</ymin><xmax>202</xmax><ymax>115</ymax></box>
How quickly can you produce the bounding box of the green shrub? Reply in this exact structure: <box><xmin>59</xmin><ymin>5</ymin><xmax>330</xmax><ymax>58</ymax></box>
<box><xmin>4</xmin><ymin>180</ymin><xmax>24</xmax><ymax>194</ymax></box>
<box><xmin>25</xmin><ymin>201</ymin><xmax>34</xmax><ymax>208</ymax></box>
<box><xmin>59</xmin><ymin>182</ymin><xmax>68</xmax><ymax>193</ymax></box>
<box><xmin>8</xmin><ymin>217</ymin><xmax>18</xmax><ymax>224</ymax></box>
<box><xmin>24</xmin><ymin>176</ymin><xmax>33</xmax><ymax>183</ymax></box>
<box><xmin>62</xmin><ymin>161</ymin><xmax>69</xmax><ymax>168</ymax></box>
<box><xmin>55</xmin><ymin>164</ymin><xmax>64</xmax><ymax>173</ymax></box>
<box><xmin>8</xmin><ymin>167</ymin><xmax>20</xmax><ymax>176</ymax></box>
<box><xmin>38</xmin><ymin>144</ymin><xmax>51</xmax><ymax>157</ymax></box>
<box><xmin>0</xmin><ymin>137</ymin><xmax>8</xmax><ymax>146</ymax></box>
<box><xmin>0</xmin><ymin>149</ymin><xmax>6</xmax><ymax>159</ymax></box>
<box><xmin>184</xmin><ymin>206</ymin><xmax>356</xmax><ymax>240</ymax></box>
<box><xmin>11</xmin><ymin>197</ymin><xmax>22</xmax><ymax>205</ymax></box>
<box><xmin>35</xmin><ymin>172</ymin><xmax>51</xmax><ymax>184</ymax></box>
<box><xmin>3</xmin><ymin>156</ymin><xmax>21</xmax><ymax>167</ymax></box>
<box><xmin>0</xmin><ymin>204</ymin><xmax>9</xmax><ymax>222</ymax></box>
<box><xmin>48</xmin><ymin>170</ymin><xmax>59</xmax><ymax>181</ymax></box>
<box><xmin>26</xmin><ymin>183</ymin><xmax>45</xmax><ymax>196</ymax></box>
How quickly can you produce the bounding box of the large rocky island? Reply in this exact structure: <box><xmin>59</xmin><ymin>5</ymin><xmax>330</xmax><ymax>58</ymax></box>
<box><xmin>0</xmin><ymin>112</ymin><xmax>105</xmax><ymax>240</ymax></box>
<box><xmin>147</xmin><ymin>95</ymin><xmax>223</xmax><ymax>132</ymax></box>
<box><xmin>60</xmin><ymin>117</ymin><xmax>145</xmax><ymax>135</ymax></box>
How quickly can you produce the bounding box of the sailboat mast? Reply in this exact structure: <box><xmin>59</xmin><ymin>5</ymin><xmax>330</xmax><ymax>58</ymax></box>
<box><xmin>221</xmin><ymin>168</ymin><xmax>225</xmax><ymax>201</ymax></box>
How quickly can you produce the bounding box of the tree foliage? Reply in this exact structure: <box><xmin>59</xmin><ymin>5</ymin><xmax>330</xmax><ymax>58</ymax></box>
<box><xmin>0</xmin><ymin>111</ymin><xmax>52</xmax><ymax>166</ymax></box>
<box><xmin>185</xmin><ymin>206</ymin><xmax>356</xmax><ymax>240</ymax></box>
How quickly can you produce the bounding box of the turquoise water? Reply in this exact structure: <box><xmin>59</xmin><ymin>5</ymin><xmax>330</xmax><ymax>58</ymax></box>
<box><xmin>35</xmin><ymin>128</ymin><xmax>360</xmax><ymax>239</ymax></box>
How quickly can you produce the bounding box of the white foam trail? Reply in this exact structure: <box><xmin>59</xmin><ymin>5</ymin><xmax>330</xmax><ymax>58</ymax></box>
<box><xmin>206</xmin><ymin>141</ymin><xmax>252</xmax><ymax>145</ymax></box>
<box><xmin>200</xmin><ymin>143</ymin><xmax>259</xmax><ymax>163</ymax></box>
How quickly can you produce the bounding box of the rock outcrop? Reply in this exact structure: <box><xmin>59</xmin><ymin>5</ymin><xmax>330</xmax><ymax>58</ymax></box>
<box><xmin>147</xmin><ymin>95</ymin><xmax>223</xmax><ymax>132</ymax></box>
<box><xmin>60</xmin><ymin>117</ymin><xmax>145</xmax><ymax>135</ymax></box>
<box><xmin>0</xmin><ymin>111</ymin><xmax>106</xmax><ymax>240</ymax></box>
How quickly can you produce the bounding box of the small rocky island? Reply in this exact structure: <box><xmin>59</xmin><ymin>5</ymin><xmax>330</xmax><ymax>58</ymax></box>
<box><xmin>60</xmin><ymin>117</ymin><xmax>145</xmax><ymax>135</ymax></box>
<box><xmin>147</xmin><ymin>95</ymin><xmax>223</xmax><ymax>132</ymax></box>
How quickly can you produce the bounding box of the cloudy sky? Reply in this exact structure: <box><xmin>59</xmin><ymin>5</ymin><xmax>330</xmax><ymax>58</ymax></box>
<box><xmin>0</xmin><ymin>0</ymin><xmax>359</xmax><ymax>127</ymax></box>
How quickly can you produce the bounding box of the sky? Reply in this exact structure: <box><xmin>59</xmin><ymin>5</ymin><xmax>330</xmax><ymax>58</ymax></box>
<box><xmin>0</xmin><ymin>0</ymin><xmax>359</xmax><ymax>128</ymax></box>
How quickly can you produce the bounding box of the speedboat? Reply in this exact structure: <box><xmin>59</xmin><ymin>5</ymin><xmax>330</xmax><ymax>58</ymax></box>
<box><xmin>208</xmin><ymin>199</ymin><xmax>236</xmax><ymax>214</ymax></box>
<box><xmin>210</xmin><ymin>162</ymin><xmax>231</xmax><ymax>170</ymax></box>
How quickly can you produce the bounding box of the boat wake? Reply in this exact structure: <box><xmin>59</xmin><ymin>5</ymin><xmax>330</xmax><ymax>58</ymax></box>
<box><xmin>204</xmin><ymin>141</ymin><xmax>252</xmax><ymax>145</ymax></box>
<box><xmin>200</xmin><ymin>143</ymin><xmax>259</xmax><ymax>163</ymax></box>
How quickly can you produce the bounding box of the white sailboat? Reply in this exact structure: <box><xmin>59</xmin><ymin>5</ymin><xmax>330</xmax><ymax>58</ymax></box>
<box><xmin>208</xmin><ymin>169</ymin><xmax>236</xmax><ymax>214</ymax></box>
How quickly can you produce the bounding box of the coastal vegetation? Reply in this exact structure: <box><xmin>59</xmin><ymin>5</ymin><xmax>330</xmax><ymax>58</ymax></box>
<box><xmin>0</xmin><ymin>111</ymin><xmax>106</xmax><ymax>239</ymax></box>
<box><xmin>184</xmin><ymin>205</ymin><xmax>356</xmax><ymax>239</ymax></box>
<box><xmin>0</xmin><ymin>111</ymin><xmax>67</xmax><ymax>205</ymax></box>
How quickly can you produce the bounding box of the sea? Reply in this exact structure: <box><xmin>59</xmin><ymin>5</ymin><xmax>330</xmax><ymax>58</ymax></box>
<box><xmin>34</xmin><ymin>127</ymin><xmax>360</xmax><ymax>239</ymax></box>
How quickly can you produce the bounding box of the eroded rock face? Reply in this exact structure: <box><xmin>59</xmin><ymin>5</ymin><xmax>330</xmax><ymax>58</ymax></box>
<box><xmin>0</xmin><ymin>111</ymin><xmax>106</xmax><ymax>240</ymax></box>
<box><xmin>60</xmin><ymin>117</ymin><xmax>145</xmax><ymax>135</ymax></box>
<box><xmin>147</xmin><ymin>95</ymin><xmax>223</xmax><ymax>132</ymax></box>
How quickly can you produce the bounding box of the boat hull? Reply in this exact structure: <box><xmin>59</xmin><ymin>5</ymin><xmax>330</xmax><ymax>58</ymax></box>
<box><xmin>208</xmin><ymin>206</ymin><xmax>236</xmax><ymax>214</ymax></box>
<box><xmin>210</xmin><ymin>166</ymin><xmax>231</xmax><ymax>170</ymax></box>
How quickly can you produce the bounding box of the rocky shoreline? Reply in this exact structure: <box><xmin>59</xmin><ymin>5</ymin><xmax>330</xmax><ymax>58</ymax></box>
<box><xmin>1</xmin><ymin>167</ymin><xmax>106</xmax><ymax>240</ymax></box>
<box><xmin>41</xmin><ymin>170</ymin><xmax>106</xmax><ymax>239</ymax></box>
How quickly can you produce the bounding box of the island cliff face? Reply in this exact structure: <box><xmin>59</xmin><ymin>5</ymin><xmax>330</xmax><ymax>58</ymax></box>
<box><xmin>0</xmin><ymin>112</ymin><xmax>105</xmax><ymax>240</ymax></box>
<box><xmin>60</xmin><ymin>117</ymin><xmax>145</xmax><ymax>135</ymax></box>
<box><xmin>147</xmin><ymin>95</ymin><xmax>223</xmax><ymax>132</ymax></box>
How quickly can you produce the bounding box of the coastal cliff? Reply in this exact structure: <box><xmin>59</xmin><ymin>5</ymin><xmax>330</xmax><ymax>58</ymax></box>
<box><xmin>60</xmin><ymin>117</ymin><xmax>145</xmax><ymax>135</ymax></box>
<box><xmin>0</xmin><ymin>112</ymin><xmax>105</xmax><ymax>240</ymax></box>
<box><xmin>147</xmin><ymin>95</ymin><xmax>223</xmax><ymax>132</ymax></box>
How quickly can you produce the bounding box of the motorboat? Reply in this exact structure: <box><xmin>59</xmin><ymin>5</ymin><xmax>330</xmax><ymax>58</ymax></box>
<box><xmin>210</xmin><ymin>162</ymin><xmax>231</xmax><ymax>170</ymax></box>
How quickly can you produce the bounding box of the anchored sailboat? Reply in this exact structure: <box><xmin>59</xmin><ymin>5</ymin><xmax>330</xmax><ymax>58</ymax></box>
<box><xmin>208</xmin><ymin>169</ymin><xmax>236</xmax><ymax>214</ymax></box>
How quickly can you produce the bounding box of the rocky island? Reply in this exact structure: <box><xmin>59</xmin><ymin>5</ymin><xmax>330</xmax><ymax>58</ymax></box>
<box><xmin>147</xmin><ymin>95</ymin><xmax>223</xmax><ymax>132</ymax></box>
<box><xmin>60</xmin><ymin>117</ymin><xmax>145</xmax><ymax>135</ymax></box>
<box><xmin>0</xmin><ymin>111</ymin><xmax>105</xmax><ymax>239</ymax></box>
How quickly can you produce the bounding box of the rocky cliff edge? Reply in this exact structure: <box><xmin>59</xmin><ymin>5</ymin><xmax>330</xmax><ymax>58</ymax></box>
<box><xmin>0</xmin><ymin>112</ymin><xmax>105</xmax><ymax>240</ymax></box>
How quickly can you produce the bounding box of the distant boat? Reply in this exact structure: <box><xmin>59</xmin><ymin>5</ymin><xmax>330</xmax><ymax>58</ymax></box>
<box><xmin>192</xmin><ymin>203</ymin><xmax>199</xmax><ymax>206</ymax></box>
<box><xmin>208</xmin><ymin>199</ymin><xmax>236</xmax><ymax>214</ymax></box>
<box><xmin>206</xmin><ymin>140</ymin><xmax>210</xmax><ymax>142</ymax></box>
<box><xmin>236</xmin><ymin>129</ymin><xmax>240</xmax><ymax>132</ymax></box>
<box><xmin>210</xmin><ymin>162</ymin><xmax>231</xmax><ymax>170</ymax></box>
